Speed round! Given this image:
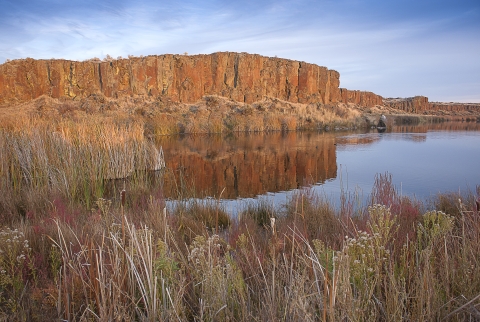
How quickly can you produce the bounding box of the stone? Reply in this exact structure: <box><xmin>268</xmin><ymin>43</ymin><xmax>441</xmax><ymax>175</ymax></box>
<box><xmin>1</xmin><ymin>53</ymin><xmax>479</xmax><ymax>114</ymax></box>
<box><xmin>383</xmin><ymin>96</ymin><xmax>480</xmax><ymax>114</ymax></box>
<box><xmin>0</xmin><ymin>53</ymin><xmax>343</xmax><ymax>106</ymax></box>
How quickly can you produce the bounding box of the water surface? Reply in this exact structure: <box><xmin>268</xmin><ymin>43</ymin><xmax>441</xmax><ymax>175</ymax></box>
<box><xmin>158</xmin><ymin>122</ymin><xmax>480</xmax><ymax>212</ymax></box>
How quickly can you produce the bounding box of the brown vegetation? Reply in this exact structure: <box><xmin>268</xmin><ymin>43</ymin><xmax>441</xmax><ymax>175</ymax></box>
<box><xmin>1</xmin><ymin>93</ymin><xmax>372</xmax><ymax>135</ymax></box>
<box><xmin>1</xmin><ymin>98</ymin><xmax>480</xmax><ymax>321</ymax></box>
<box><xmin>0</xmin><ymin>113</ymin><xmax>480</xmax><ymax>320</ymax></box>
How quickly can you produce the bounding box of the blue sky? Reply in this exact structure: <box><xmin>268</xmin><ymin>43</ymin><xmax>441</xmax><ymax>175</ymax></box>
<box><xmin>1</xmin><ymin>0</ymin><xmax>479</xmax><ymax>102</ymax></box>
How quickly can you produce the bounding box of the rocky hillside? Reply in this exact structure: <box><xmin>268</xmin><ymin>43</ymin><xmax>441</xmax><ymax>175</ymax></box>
<box><xmin>383</xmin><ymin>96</ymin><xmax>480</xmax><ymax>114</ymax></box>
<box><xmin>0</xmin><ymin>52</ymin><xmax>381</xmax><ymax>107</ymax></box>
<box><xmin>0</xmin><ymin>52</ymin><xmax>478</xmax><ymax>116</ymax></box>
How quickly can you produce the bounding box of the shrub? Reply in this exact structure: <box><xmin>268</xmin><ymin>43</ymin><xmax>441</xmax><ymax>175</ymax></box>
<box><xmin>0</xmin><ymin>227</ymin><xmax>33</xmax><ymax>313</ymax></box>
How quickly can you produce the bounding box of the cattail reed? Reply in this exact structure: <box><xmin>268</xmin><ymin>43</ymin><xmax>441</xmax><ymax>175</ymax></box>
<box><xmin>121</xmin><ymin>184</ymin><xmax>126</xmax><ymax>241</ymax></box>
<box><xmin>121</xmin><ymin>188</ymin><xmax>126</xmax><ymax>208</ymax></box>
<box><xmin>2</xmin><ymin>115</ymin><xmax>480</xmax><ymax>321</ymax></box>
<box><xmin>270</xmin><ymin>217</ymin><xmax>276</xmax><ymax>236</ymax></box>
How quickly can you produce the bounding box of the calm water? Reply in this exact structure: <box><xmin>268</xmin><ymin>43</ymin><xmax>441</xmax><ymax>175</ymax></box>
<box><xmin>158</xmin><ymin>122</ymin><xmax>480</xmax><ymax>213</ymax></box>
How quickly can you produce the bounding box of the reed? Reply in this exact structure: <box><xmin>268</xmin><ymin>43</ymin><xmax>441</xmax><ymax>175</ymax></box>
<box><xmin>1</xmin><ymin>113</ymin><xmax>480</xmax><ymax>320</ymax></box>
<box><xmin>172</xmin><ymin>198</ymin><xmax>231</xmax><ymax>236</ymax></box>
<box><xmin>0</xmin><ymin>116</ymin><xmax>164</xmax><ymax>217</ymax></box>
<box><xmin>50</xmin><ymin>212</ymin><xmax>186</xmax><ymax>321</ymax></box>
<box><xmin>1</xmin><ymin>189</ymin><xmax>480</xmax><ymax>320</ymax></box>
<box><xmin>238</xmin><ymin>199</ymin><xmax>275</xmax><ymax>228</ymax></box>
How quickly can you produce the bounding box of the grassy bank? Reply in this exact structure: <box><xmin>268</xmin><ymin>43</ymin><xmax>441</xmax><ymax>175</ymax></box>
<box><xmin>1</xmin><ymin>108</ymin><xmax>480</xmax><ymax>321</ymax></box>
<box><xmin>1</xmin><ymin>163</ymin><xmax>480</xmax><ymax>320</ymax></box>
<box><xmin>2</xmin><ymin>94</ymin><xmax>371</xmax><ymax>135</ymax></box>
<box><xmin>0</xmin><ymin>115</ymin><xmax>164</xmax><ymax>219</ymax></box>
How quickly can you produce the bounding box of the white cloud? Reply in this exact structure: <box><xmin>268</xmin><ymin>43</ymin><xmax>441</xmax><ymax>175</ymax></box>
<box><xmin>0</xmin><ymin>0</ymin><xmax>479</xmax><ymax>102</ymax></box>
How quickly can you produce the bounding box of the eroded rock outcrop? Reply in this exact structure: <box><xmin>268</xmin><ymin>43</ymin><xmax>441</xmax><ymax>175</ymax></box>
<box><xmin>0</xmin><ymin>53</ymin><xmax>344</xmax><ymax>106</ymax></box>
<box><xmin>383</xmin><ymin>96</ymin><xmax>430</xmax><ymax>113</ymax></box>
<box><xmin>339</xmin><ymin>88</ymin><xmax>383</xmax><ymax>107</ymax></box>
<box><xmin>383</xmin><ymin>96</ymin><xmax>480</xmax><ymax>114</ymax></box>
<box><xmin>2</xmin><ymin>53</ymin><xmax>478</xmax><ymax>114</ymax></box>
<box><xmin>429</xmin><ymin>102</ymin><xmax>480</xmax><ymax>113</ymax></box>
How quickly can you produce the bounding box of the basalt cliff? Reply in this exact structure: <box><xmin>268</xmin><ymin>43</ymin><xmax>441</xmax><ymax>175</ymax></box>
<box><xmin>383</xmin><ymin>96</ymin><xmax>480</xmax><ymax>114</ymax></box>
<box><xmin>0</xmin><ymin>52</ymin><xmax>381</xmax><ymax>107</ymax></box>
<box><xmin>0</xmin><ymin>52</ymin><xmax>478</xmax><ymax>115</ymax></box>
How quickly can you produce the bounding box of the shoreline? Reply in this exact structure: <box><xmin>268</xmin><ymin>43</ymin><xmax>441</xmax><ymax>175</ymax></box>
<box><xmin>1</xmin><ymin>94</ymin><xmax>479</xmax><ymax>136</ymax></box>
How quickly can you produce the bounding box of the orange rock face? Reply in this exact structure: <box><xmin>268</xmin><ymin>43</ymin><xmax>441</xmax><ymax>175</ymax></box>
<box><xmin>383</xmin><ymin>96</ymin><xmax>480</xmax><ymax>114</ymax></box>
<box><xmin>429</xmin><ymin>102</ymin><xmax>480</xmax><ymax>113</ymax></box>
<box><xmin>383</xmin><ymin>96</ymin><xmax>430</xmax><ymax>113</ymax></box>
<box><xmin>2</xmin><ymin>53</ymin><xmax>478</xmax><ymax>113</ymax></box>
<box><xmin>0</xmin><ymin>53</ymin><xmax>343</xmax><ymax>106</ymax></box>
<box><xmin>339</xmin><ymin>88</ymin><xmax>383</xmax><ymax>107</ymax></box>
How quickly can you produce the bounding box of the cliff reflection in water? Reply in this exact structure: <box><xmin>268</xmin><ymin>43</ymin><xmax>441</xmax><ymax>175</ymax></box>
<box><xmin>154</xmin><ymin>121</ymin><xmax>480</xmax><ymax>202</ymax></box>
<box><xmin>158</xmin><ymin>132</ymin><xmax>337</xmax><ymax>199</ymax></box>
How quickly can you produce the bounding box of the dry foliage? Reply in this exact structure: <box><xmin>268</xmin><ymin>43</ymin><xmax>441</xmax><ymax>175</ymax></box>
<box><xmin>1</xmin><ymin>100</ymin><xmax>480</xmax><ymax>321</ymax></box>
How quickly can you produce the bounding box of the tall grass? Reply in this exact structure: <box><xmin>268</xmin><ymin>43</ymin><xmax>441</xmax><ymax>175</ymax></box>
<box><xmin>1</xmin><ymin>114</ymin><xmax>480</xmax><ymax>320</ymax></box>
<box><xmin>0</xmin><ymin>116</ymin><xmax>164</xmax><ymax>217</ymax></box>
<box><xmin>1</xmin><ymin>177</ymin><xmax>480</xmax><ymax>320</ymax></box>
<box><xmin>141</xmin><ymin>97</ymin><xmax>366</xmax><ymax>135</ymax></box>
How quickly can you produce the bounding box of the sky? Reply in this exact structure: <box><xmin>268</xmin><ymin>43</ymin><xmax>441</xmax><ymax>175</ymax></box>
<box><xmin>1</xmin><ymin>0</ymin><xmax>479</xmax><ymax>103</ymax></box>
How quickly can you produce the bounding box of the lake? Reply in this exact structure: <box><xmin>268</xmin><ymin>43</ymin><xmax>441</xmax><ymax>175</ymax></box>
<box><xmin>158</xmin><ymin>121</ymin><xmax>480</xmax><ymax>213</ymax></box>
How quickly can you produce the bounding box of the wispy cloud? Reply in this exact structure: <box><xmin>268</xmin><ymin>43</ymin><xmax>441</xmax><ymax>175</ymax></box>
<box><xmin>0</xmin><ymin>0</ymin><xmax>479</xmax><ymax>102</ymax></box>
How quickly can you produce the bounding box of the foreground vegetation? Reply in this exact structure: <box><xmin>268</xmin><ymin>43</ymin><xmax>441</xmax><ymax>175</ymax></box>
<box><xmin>0</xmin><ymin>114</ymin><xmax>164</xmax><ymax>216</ymax></box>
<box><xmin>0</xmin><ymin>113</ymin><xmax>479</xmax><ymax>321</ymax></box>
<box><xmin>1</xmin><ymin>94</ymin><xmax>385</xmax><ymax>135</ymax></box>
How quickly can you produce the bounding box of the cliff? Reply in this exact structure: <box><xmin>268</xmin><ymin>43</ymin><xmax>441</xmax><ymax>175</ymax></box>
<box><xmin>1</xmin><ymin>53</ymin><xmax>478</xmax><ymax>115</ymax></box>
<box><xmin>383</xmin><ymin>96</ymin><xmax>430</xmax><ymax>113</ymax></box>
<box><xmin>383</xmin><ymin>96</ymin><xmax>480</xmax><ymax>114</ymax></box>
<box><xmin>0</xmin><ymin>53</ymin><xmax>345</xmax><ymax>106</ymax></box>
<box><xmin>339</xmin><ymin>88</ymin><xmax>383</xmax><ymax>107</ymax></box>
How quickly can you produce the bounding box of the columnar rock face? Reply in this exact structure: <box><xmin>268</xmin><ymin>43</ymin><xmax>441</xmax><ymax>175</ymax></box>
<box><xmin>383</xmin><ymin>96</ymin><xmax>429</xmax><ymax>113</ymax></box>
<box><xmin>383</xmin><ymin>96</ymin><xmax>430</xmax><ymax>113</ymax></box>
<box><xmin>429</xmin><ymin>102</ymin><xmax>480</xmax><ymax>113</ymax></box>
<box><xmin>0</xmin><ymin>53</ymin><xmax>343</xmax><ymax>106</ymax></box>
<box><xmin>339</xmin><ymin>88</ymin><xmax>383</xmax><ymax>107</ymax></box>
<box><xmin>2</xmin><ymin>53</ymin><xmax>478</xmax><ymax>113</ymax></box>
<box><xmin>383</xmin><ymin>96</ymin><xmax>480</xmax><ymax>113</ymax></box>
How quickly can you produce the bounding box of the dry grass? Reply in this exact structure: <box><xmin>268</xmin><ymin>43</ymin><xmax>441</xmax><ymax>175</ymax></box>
<box><xmin>1</xmin><ymin>106</ymin><xmax>480</xmax><ymax>321</ymax></box>
<box><xmin>1</xmin><ymin>94</ymin><xmax>370</xmax><ymax>137</ymax></box>
<box><xmin>0</xmin><ymin>175</ymin><xmax>479</xmax><ymax>320</ymax></box>
<box><xmin>0</xmin><ymin>115</ymin><xmax>164</xmax><ymax>218</ymax></box>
